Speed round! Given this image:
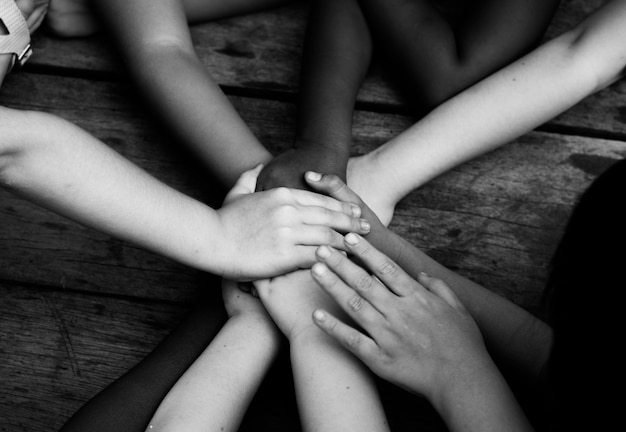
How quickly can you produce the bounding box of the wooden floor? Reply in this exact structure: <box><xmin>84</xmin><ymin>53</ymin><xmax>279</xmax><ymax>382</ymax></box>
<box><xmin>1</xmin><ymin>0</ymin><xmax>625</xmax><ymax>430</ymax></box>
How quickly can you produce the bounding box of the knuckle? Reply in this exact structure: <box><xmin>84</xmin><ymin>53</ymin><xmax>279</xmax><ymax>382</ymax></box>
<box><xmin>378</xmin><ymin>260</ymin><xmax>397</xmax><ymax>277</ymax></box>
<box><xmin>348</xmin><ymin>294</ymin><xmax>365</xmax><ymax>312</ymax></box>
<box><xmin>273</xmin><ymin>187</ymin><xmax>292</xmax><ymax>201</ymax></box>
<box><xmin>345</xmin><ymin>331</ymin><xmax>362</xmax><ymax>350</ymax></box>
<box><xmin>323</xmin><ymin>227</ymin><xmax>336</xmax><ymax>244</ymax></box>
<box><xmin>327</xmin><ymin>175</ymin><xmax>344</xmax><ymax>191</ymax></box>
<box><xmin>354</xmin><ymin>273</ymin><xmax>373</xmax><ymax>292</ymax></box>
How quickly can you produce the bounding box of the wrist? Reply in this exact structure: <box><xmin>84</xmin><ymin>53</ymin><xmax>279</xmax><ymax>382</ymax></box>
<box><xmin>289</xmin><ymin>324</ymin><xmax>332</xmax><ymax>347</ymax></box>
<box><xmin>432</xmin><ymin>354</ymin><xmax>522</xmax><ymax>431</ymax></box>
<box><xmin>206</xmin><ymin>208</ymin><xmax>231</xmax><ymax>278</ymax></box>
<box><xmin>228</xmin><ymin>313</ymin><xmax>282</xmax><ymax>350</ymax></box>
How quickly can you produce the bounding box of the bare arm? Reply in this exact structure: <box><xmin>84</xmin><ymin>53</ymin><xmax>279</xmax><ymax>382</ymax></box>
<box><xmin>147</xmin><ymin>281</ymin><xmax>281</xmax><ymax>432</ymax></box>
<box><xmin>307</xmin><ymin>173</ymin><xmax>552</xmax><ymax>384</ymax></box>
<box><xmin>0</xmin><ymin>108</ymin><xmax>370</xmax><ymax>280</ymax></box>
<box><xmin>256</xmin><ymin>0</ymin><xmax>371</xmax><ymax>190</ymax></box>
<box><xmin>351</xmin><ymin>0</ymin><xmax>626</xmax><ymax>220</ymax></box>
<box><xmin>311</xmin><ymin>240</ymin><xmax>533</xmax><ymax>432</ymax></box>
<box><xmin>89</xmin><ymin>0</ymin><xmax>272</xmax><ymax>186</ymax></box>
<box><xmin>256</xmin><ymin>270</ymin><xmax>389</xmax><ymax>432</ymax></box>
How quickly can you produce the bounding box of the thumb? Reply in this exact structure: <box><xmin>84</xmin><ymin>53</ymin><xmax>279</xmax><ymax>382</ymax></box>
<box><xmin>223</xmin><ymin>164</ymin><xmax>264</xmax><ymax>205</ymax></box>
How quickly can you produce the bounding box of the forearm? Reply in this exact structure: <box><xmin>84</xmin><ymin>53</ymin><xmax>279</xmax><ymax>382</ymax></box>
<box><xmin>370</xmin><ymin>0</ymin><xmax>626</xmax><ymax>200</ymax></box>
<box><xmin>295</xmin><ymin>0</ymin><xmax>371</xmax><ymax>171</ymax></box>
<box><xmin>436</xmin><ymin>356</ymin><xmax>533</xmax><ymax>432</ymax></box>
<box><xmin>129</xmin><ymin>45</ymin><xmax>271</xmax><ymax>185</ymax></box>
<box><xmin>290</xmin><ymin>329</ymin><xmax>389</xmax><ymax>432</ymax></box>
<box><xmin>149</xmin><ymin>313</ymin><xmax>280</xmax><ymax>431</ymax></box>
<box><xmin>0</xmin><ymin>108</ymin><xmax>229</xmax><ymax>275</ymax></box>
<box><xmin>91</xmin><ymin>0</ymin><xmax>271</xmax><ymax>187</ymax></box>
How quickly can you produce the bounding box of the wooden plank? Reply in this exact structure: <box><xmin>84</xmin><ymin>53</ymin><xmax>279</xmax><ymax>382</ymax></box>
<box><xmin>2</xmin><ymin>72</ymin><xmax>625</xmax><ymax>311</ymax></box>
<box><xmin>27</xmin><ymin>0</ymin><xmax>626</xmax><ymax>136</ymax></box>
<box><xmin>0</xmin><ymin>285</ymin><xmax>433</xmax><ymax>432</ymax></box>
<box><xmin>0</xmin><ymin>285</ymin><xmax>188</xmax><ymax>431</ymax></box>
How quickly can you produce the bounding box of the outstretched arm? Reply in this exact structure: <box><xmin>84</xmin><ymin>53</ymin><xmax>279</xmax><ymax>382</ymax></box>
<box><xmin>0</xmin><ymin>108</ymin><xmax>370</xmax><ymax>280</ymax></box>
<box><xmin>147</xmin><ymin>280</ymin><xmax>281</xmax><ymax>432</ymax></box>
<box><xmin>256</xmin><ymin>0</ymin><xmax>371</xmax><ymax>190</ymax></box>
<box><xmin>310</xmin><ymin>239</ymin><xmax>533</xmax><ymax>432</ymax></box>
<box><xmin>89</xmin><ymin>0</ymin><xmax>272</xmax><ymax>186</ymax></box>
<box><xmin>349</xmin><ymin>0</ymin><xmax>626</xmax><ymax>223</ymax></box>
<box><xmin>256</xmin><ymin>270</ymin><xmax>389</xmax><ymax>432</ymax></box>
<box><xmin>307</xmin><ymin>173</ymin><xmax>552</xmax><ymax>385</ymax></box>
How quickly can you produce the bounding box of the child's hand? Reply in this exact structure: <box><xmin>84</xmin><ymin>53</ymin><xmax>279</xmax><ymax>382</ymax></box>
<box><xmin>217</xmin><ymin>166</ymin><xmax>371</xmax><ymax>281</ymax></box>
<box><xmin>256</xmin><ymin>147</ymin><xmax>347</xmax><ymax>192</ymax></box>
<box><xmin>254</xmin><ymin>269</ymin><xmax>345</xmax><ymax>341</ymax></box>
<box><xmin>310</xmin><ymin>234</ymin><xmax>492</xmax><ymax>402</ymax></box>
<box><xmin>304</xmin><ymin>171</ymin><xmax>384</xmax><ymax>232</ymax></box>
<box><xmin>221</xmin><ymin>279</ymin><xmax>267</xmax><ymax>320</ymax></box>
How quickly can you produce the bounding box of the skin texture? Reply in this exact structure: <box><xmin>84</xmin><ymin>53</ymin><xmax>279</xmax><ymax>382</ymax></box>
<box><xmin>348</xmin><ymin>0</ymin><xmax>626</xmax><ymax>225</ymax></box>
<box><xmin>145</xmin><ymin>280</ymin><xmax>281</xmax><ymax>432</ymax></box>
<box><xmin>305</xmin><ymin>173</ymin><xmax>552</xmax><ymax>386</ymax></box>
<box><xmin>256</xmin><ymin>0</ymin><xmax>371</xmax><ymax>191</ymax></box>
<box><xmin>255</xmin><ymin>269</ymin><xmax>390</xmax><ymax>432</ymax></box>
<box><xmin>0</xmin><ymin>108</ymin><xmax>370</xmax><ymax>281</ymax></box>
<box><xmin>310</xmin><ymin>237</ymin><xmax>533</xmax><ymax>432</ymax></box>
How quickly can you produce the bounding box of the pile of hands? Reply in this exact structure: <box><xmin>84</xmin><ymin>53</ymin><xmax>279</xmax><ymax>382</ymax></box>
<box><xmin>219</xmin><ymin>164</ymin><xmax>494</xmax><ymax>403</ymax></box>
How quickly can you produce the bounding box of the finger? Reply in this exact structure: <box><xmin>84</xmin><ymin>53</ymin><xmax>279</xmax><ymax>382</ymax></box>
<box><xmin>292</xmin><ymin>226</ymin><xmax>350</xmax><ymax>251</ymax></box>
<box><xmin>299</xmin><ymin>206</ymin><xmax>371</xmax><ymax>236</ymax></box>
<box><xmin>311</xmin><ymin>262</ymin><xmax>383</xmax><ymax>329</ymax></box>
<box><xmin>305</xmin><ymin>172</ymin><xmax>362</xmax><ymax>206</ymax></box>
<box><xmin>312</xmin><ymin>308</ymin><xmax>380</xmax><ymax>363</ymax></box>
<box><xmin>343</xmin><ymin>233</ymin><xmax>420</xmax><ymax>297</ymax></box>
<box><xmin>288</xmin><ymin>186</ymin><xmax>362</xmax><ymax>218</ymax></box>
<box><xmin>224</xmin><ymin>164</ymin><xmax>264</xmax><ymax>203</ymax></box>
<box><xmin>417</xmin><ymin>272</ymin><xmax>465</xmax><ymax>310</ymax></box>
<box><xmin>315</xmin><ymin>245</ymin><xmax>393</xmax><ymax>310</ymax></box>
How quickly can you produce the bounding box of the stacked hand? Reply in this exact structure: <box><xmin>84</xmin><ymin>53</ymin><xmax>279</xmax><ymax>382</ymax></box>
<box><xmin>217</xmin><ymin>165</ymin><xmax>370</xmax><ymax>281</ymax></box>
<box><xmin>256</xmin><ymin>146</ymin><xmax>348</xmax><ymax>192</ymax></box>
<box><xmin>310</xmin><ymin>232</ymin><xmax>491</xmax><ymax>402</ymax></box>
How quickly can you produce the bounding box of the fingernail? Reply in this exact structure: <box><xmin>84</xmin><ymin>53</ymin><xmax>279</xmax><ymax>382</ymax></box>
<box><xmin>306</xmin><ymin>171</ymin><xmax>322</xmax><ymax>181</ymax></box>
<box><xmin>419</xmin><ymin>271</ymin><xmax>429</xmax><ymax>278</ymax></box>
<box><xmin>351</xmin><ymin>204</ymin><xmax>361</xmax><ymax>218</ymax></box>
<box><xmin>345</xmin><ymin>233</ymin><xmax>360</xmax><ymax>245</ymax></box>
<box><xmin>360</xmin><ymin>219</ymin><xmax>371</xmax><ymax>233</ymax></box>
<box><xmin>313</xmin><ymin>309</ymin><xmax>326</xmax><ymax>322</ymax></box>
<box><xmin>317</xmin><ymin>245</ymin><xmax>332</xmax><ymax>259</ymax></box>
<box><xmin>312</xmin><ymin>263</ymin><xmax>327</xmax><ymax>276</ymax></box>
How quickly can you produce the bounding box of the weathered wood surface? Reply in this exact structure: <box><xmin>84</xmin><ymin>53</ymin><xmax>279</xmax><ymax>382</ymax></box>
<box><xmin>2</xmin><ymin>72</ymin><xmax>624</xmax><ymax>308</ymax></box>
<box><xmin>1</xmin><ymin>0</ymin><xmax>625</xmax><ymax>431</ymax></box>
<box><xmin>28</xmin><ymin>0</ymin><xmax>626</xmax><ymax>137</ymax></box>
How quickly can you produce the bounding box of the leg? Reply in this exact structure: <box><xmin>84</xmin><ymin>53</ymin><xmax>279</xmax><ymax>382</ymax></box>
<box><xmin>359</xmin><ymin>0</ymin><xmax>560</xmax><ymax>110</ymax></box>
<box><xmin>59</xmin><ymin>285</ymin><xmax>227</xmax><ymax>432</ymax></box>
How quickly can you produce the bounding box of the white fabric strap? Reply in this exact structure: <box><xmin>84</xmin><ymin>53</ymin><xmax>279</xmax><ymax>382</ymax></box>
<box><xmin>0</xmin><ymin>0</ymin><xmax>32</xmax><ymax>66</ymax></box>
